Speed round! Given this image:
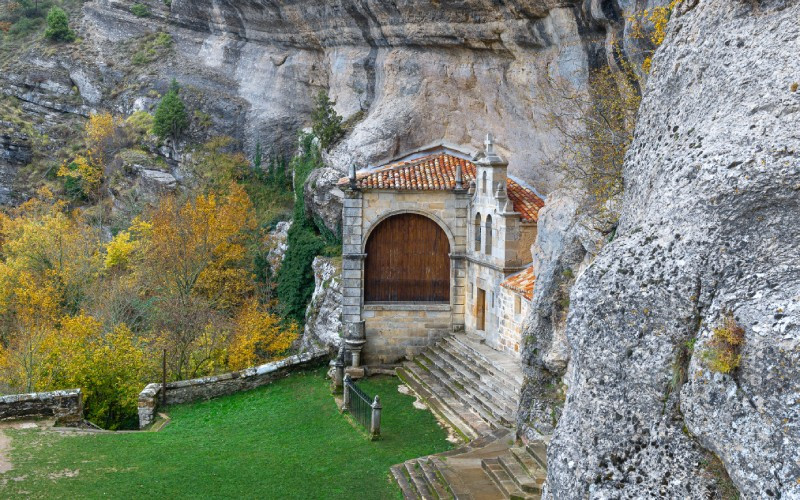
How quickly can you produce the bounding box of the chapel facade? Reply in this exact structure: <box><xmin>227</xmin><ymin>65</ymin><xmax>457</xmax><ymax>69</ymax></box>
<box><xmin>338</xmin><ymin>135</ymin><xmax>543</xmax><ymax>366</ymax></box>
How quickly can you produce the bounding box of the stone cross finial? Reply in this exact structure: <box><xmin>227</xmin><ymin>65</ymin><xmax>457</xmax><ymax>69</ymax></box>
<box><xmin>485</xmin><ymin>133</ymin><xmax>495</xmax><ymax>155</ymax></box>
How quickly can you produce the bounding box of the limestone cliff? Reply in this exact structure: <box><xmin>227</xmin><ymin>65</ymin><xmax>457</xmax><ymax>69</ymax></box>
<box><xmin>536</xmin><ymin>0</ymin><xmax>800</xmax><ymax>497</ymax></box>
<box><xmin>2</xmin><ymin>0</ymin><xmax>656</xmax><ymax>201</ymax></box>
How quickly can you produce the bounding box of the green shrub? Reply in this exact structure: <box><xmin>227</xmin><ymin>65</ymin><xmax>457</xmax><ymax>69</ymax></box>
<box><xmin>44</xmin><ymin>6</ymin><xmax>75</xmax><ymax>42</ymax></box>
<box><xmin>152</xmin><ymin>79</ymin><xmax>188</xmax><ymax>141</ymax></box>
<box><xmin>276</xmin><ymin>133</ymin><xmax>326</xmax><ymax>322</ymax></box>
<box><xmin>130</xmin><ymin>31</ymin><xmax>172</xmax><ymax>65</ymax></box>
<box><xmin>130</xmin><ymin>3</ymin><xmax>150</xmax><ymax>17</ymax></box>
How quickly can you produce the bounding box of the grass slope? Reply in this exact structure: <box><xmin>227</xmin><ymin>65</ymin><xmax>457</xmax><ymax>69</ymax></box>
<box><xmin>1</xmin><ymin>369</ymin><xmax>452</xmax><ymax>499</ymax></box>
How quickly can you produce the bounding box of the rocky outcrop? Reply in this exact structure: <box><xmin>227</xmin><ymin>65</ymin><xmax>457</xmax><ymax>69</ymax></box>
<box><xmin>517</xmin><ymin>190</ymin><xmax>605</xmax><ymax>441</ymax></box>
<box><xmin>266</xmin><ymin>221</ymin><xmax>292</xmax><ymax>274</ymax></box>
<box><xmin>545</xmin><ymin>1</ymin><xmax>800</xmax><ymax>497</ymax></box>
<box><xmin>300</xmin><ymin>256</ymin><xmax>342</xmax><ymax>353</ymax></box>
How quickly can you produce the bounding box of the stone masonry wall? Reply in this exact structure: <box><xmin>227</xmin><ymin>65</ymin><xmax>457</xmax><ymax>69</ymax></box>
<box><xmin>138</xmin><ymin>350</ymin><xmax>327</xmax><ymax>428</ymax></box>
<box><xmin>497</xmin><ymin>287</ymin><xmax>529</xmax><ymax>357</ymax></box>
<box><xmin>363</xmin><ymin>304</ymin><xmax>453</xmax><ymax>364</ymax></box>
<box><xmin>0</xmin><ymin>389</ymin><xmax>83</xmax><ymax>425</ymax></box>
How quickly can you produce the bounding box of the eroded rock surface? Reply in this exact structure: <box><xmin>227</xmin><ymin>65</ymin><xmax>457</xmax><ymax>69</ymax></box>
<box><xmin>545</xmin><ymin>1</ymin><xmax>800</xmax><ymax>497</ymax></box>
<box><xmin>301</xmin><ymin>256</ymin><xmax>342</xmax><ymax>354</ymax></box>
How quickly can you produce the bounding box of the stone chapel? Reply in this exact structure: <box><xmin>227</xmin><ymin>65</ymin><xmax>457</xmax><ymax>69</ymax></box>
<box><xmin>338</xmin><ymin>135</ymin><xmax>544</xmax><ymax>367</ymax></box>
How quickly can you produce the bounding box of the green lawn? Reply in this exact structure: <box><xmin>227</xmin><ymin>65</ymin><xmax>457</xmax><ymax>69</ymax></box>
<box><xmin>0</xmin><ymin>368</ymin><xmax>453</xmax><ymax>499</ymax></box>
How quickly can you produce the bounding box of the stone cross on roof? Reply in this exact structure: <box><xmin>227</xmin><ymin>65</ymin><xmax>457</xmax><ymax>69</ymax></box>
<box><xmin>480</xmin><ymin>132</ymin><xmax>507</xmax><ymax>166</ymax></box>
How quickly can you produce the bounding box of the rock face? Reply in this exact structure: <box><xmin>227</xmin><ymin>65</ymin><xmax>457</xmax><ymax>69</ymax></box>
<box><xmin>517</xmin><ymin>189</ymin><xmax>605</xmax><ymax>441</ymax></box>
<box><xmin>544</xmin><ymin>1</ymin><xmax>800</xmax><ymax>497</ymax></box>
<box><xmin>65</xmin><ymin>0</ymin><xmax>666</xmax><ymax>194</ymax></box>
<box><xmin>301</xmin><ymin>256</ymin><xmax>342</xmax><ymax>353</ymax></box>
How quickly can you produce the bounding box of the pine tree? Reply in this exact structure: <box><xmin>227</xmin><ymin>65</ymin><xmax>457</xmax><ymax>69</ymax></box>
<box><xmin>44</xmin><ymin>6</ymin><xmax>75</xmax><ymax>42</ymax></box>
<box><xmin>253</xmin><ymin>142</ymin><xmax>262</xmax><ymax>170</ymax></box>
<box><xmin>311</xmin><ymin>91</ymin><xmax>343</xmax><ymax>151</ymax></box>
<box><xmin>152</xmin><ymin>79</ymin><xmax>189</xmax><ymax>142</ymax></box>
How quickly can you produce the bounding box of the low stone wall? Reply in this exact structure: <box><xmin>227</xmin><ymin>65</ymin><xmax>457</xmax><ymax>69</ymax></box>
<box><xmin>138</xmin><ymin>349</ymin><xmax>328</xmax><ymax>428</ymax></box>
<box><xmin>0</xmin><ymin>389</ymin><xmax>83</xmax><ymax>425</ymax></box>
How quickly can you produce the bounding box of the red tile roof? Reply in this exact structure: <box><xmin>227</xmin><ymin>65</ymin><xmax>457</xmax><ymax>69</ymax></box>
<box><xmin>501</xmin><ymin>266</ymin><xmax>536</xmax><ymax>300</ymax></box>
<box><xmin>339</xmin><ymin>152</ymin><xmax>545</xmax><ymax>222</ymax></box>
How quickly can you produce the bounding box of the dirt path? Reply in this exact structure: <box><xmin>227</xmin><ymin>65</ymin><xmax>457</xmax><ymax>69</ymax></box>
<box><xmin>0</xmin><ymin>429</ymin><xmax>13</xmax><ymax>474</ymax></box>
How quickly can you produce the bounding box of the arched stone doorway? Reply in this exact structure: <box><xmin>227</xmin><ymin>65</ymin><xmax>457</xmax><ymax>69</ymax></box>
<box><xmin>364</xmin><ymin>213</ymin><xmax>450</xmax><ymax>302</ymax></box>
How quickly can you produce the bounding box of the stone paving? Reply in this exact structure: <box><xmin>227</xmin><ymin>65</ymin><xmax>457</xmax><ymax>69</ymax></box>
<box><xmin>393</xmin><ymin>333</ymin><xmax>547</xmax><ymax>499</ymax></box>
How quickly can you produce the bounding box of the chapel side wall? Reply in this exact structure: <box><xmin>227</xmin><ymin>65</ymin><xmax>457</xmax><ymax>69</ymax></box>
<box><xmin>497</xmin><ymin>287</ymin><xmax>530</xmax><ymax>357</ymax></box>
<box><xmin>465</xmin><ymin>261</ymin><xmax>506</xmax><ymax>350</ymax></box>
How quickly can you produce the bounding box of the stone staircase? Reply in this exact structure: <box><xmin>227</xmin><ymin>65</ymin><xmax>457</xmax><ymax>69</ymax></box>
<box><xmin>393</xmin><ymin>333</ymin><xmax>547</xmax><ymax>499</ymax></box>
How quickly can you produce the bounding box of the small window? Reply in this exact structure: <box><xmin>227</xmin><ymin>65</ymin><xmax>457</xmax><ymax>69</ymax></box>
<box><xmin>491</xmin><ymin>292</ymin><xmax>495</xmax><ymax>308</ymax></box>
<box><xmin>482</xmin><ymin>171</ymin><xmax>487</xmax><ymax>193</ymax></box>
<box><xmin>474</xmin><ymin>213</ymin><xmax>482</xmax><ymax>252</ymax></box>
<box><xmin>485</xmin><ymin>215</ymin><xmax>493</xmax><ymax>256</ymax></box>
<box><xmin>514</xmin><ymin>295</ymin><xmax>521</xmax><ymax>315</ymax></box>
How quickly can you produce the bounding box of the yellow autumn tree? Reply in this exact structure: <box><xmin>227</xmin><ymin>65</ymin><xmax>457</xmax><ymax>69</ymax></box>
<box><xmin>139</xmin><ymin>183</ymin><xmax>256</xmax><ymax>379</ymax></box>
<box><xmin>39</xmin><ymin>314</ymin><xmax>152</xmax><ymax>429</ymax></box>
<box><xmin>0</xmin><ymin>189</ymin><xmax>102</xmax><ymax>313</ymax></box>
<box><xmin>228</xmin><ymin>299</ymin><xmax>298</xmax><ymax>371</ymax></box>
<box><xmin>144</xmin><ymin>182</ymin><xmax>256</xmax><ymax>309</ymax></box>
<box><xmin>0</xmin><ymin>276</ymin><xmax>61</xmax><ymax>393</ymax></box>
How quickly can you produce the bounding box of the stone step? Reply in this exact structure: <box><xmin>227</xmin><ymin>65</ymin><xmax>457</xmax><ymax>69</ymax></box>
<box><xmin>420</xmin><ymin>458</ymin><xmax>453</xmax><ymax>499</ymax></box>
<box><xmin>525</xmin><ymin>442</ymin><xmax>548</xmax><ymax>470</ymax></box>
<box><xmin>510</xmin><ymin>446</ymin><xmax>546</xmax><ymax>481</ymax></box>
<box><xmin>391</xmin><ymin>463</ymin><xmax>418</xmax><ymax>499</ymax></box>
<box><xmin>498</xmin><ymin>453</ymin><xmax>544</xmax><ymax>494</ymax></box>
<box><xmin>406</xmin><ymin>359</ymin><xmax>499</xmax><ymax>434</ymax></box>
<box><xmin>398</xmin><ymin>364</ymin><xmax>490</xmax><ymax>439</ymax></box>
<box><xmin>406</xmin><ymin>460</ymin><xmax>435</xmax><ymax>500</ymax></box>
<box><xmin>442</xmin><ymin>343</ymin><xmax>523</xmax><ymax>402</ymax></box>
<box><xmin>435</xmin><ymin>343</ymin><xmax>520</xmax><ymax>403</ymax></box>
<box><xmin>417</xmin><ymin>352</ymin><xmax>515</xmax><ymax>426</ymax></box>
<box><xmin>448</xmin><ymin>335</ymin><xmax>524</xmax><ymax>386</ymax></box>
<box><xmin>481</xmin><ymin>458</ymin><xmax>538</xmax><ymax>499</ymax></box>
<box><xmin>414</xmin><ymin>353</ymin><xmax>508</xmax><ymax>429</ymax></box>
<box><xmin>428</xmin><ymin>346</ymin><xmax>519</xmax><ymax>415</ymax></box>
<box><xmin>430</xmin><ymin>457</ymin><xmax>472</xmax><ymax>500</ymax></box>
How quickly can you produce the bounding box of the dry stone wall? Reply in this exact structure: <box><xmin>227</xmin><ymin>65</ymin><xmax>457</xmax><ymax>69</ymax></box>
<box><xmin>0</xmin><ymin>389</ymin><xmax>83</xmax><ymax>425</ymax></box>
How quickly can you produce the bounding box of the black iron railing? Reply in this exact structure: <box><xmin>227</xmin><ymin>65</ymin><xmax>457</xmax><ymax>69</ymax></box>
<box><xmin>342</xmin><ymin>374</ymin><xmax>381</xmax><ymax>439</ymax></box>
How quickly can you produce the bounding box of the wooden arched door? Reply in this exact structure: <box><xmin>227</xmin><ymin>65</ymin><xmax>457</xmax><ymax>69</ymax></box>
<box><xmin>364</xmin><ymin>214</ymin><xmax>450</xmax><ymax>302</ymax></box>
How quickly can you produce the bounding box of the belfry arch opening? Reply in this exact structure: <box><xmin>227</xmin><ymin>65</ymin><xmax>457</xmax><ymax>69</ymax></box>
<box><xmin>364</xmin><ymin>213</ymin><xmax>450</xmax><ymax>302</ymax></box>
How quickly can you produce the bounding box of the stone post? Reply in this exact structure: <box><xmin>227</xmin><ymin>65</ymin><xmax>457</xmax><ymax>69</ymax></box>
<box><xmin>370</xmin><ymin>395</ymin><xmax>382</xmax><ymax>439</ymax></box>
<box><xmin>341</xmin><ymin>374</ymin><xmax>351</xmax><ymax>413</ymax></box>
<box><xmin>333</xmin><ymin>349</ymin><xmax>344</xmax><ymax>394</ymax></box>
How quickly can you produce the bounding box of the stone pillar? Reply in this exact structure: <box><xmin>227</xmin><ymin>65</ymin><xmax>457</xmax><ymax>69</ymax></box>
<box><xmin>370</xmin><ymin>395</ymin><xmax>382</xmax><ymax>439</ymax></box>
<box><xmin>342</xmin><ymin>187</ymin><xmax>367</xmax><ymax>367</ymax></box>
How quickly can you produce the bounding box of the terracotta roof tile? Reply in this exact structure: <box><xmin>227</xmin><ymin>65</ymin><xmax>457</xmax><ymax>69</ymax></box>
<box><xmin>501</xmin><ymin>266</ymin><xmax>536</xmax><ymax>300</ymax></box>
<box><xmin>339</xmin><ymin>152</ymin><xmax>545</xmax><ymax>222</ymax></box>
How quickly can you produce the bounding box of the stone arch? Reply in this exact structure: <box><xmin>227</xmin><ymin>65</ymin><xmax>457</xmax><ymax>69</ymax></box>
<box><xmin>363</xmin><ymin>213</ymin><xmax>450</xmax><ymax>302</ymax></box>
<box><xmin>362</xmin><ymin>209</ymin><xmax>456</xmax><ymax>254</ymax></box>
